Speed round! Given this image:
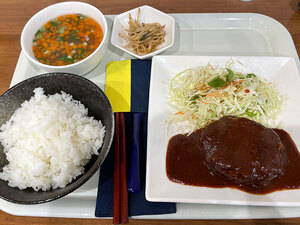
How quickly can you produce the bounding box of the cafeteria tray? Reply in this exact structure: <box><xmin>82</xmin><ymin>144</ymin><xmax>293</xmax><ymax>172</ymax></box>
<box><xmin>1</xmin><ymin>13</ymin><xmax>300</xmax><ymax>219</ymax></box>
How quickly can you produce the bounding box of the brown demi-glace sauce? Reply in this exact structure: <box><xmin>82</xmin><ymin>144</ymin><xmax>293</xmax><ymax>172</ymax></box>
<box><xmin>166</xmin><ymin>116</ymin><xmax>300</xmax><ymax>194</ymax></box>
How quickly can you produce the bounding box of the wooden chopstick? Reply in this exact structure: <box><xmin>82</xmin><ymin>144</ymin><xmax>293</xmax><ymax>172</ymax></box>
<box><xmin>113</xmin><ymin>113</ymin><xmax>121</xmax><ymax>224</ymax></box>
<box><xmin>113</xmin><ymin>112</ymin><xmax>128</xmax><ymax>224</ymax></box>
<box><xmin>120</xmin><ymin>112</ymin><xmax>128</xmax><ymax>223</ymax></box>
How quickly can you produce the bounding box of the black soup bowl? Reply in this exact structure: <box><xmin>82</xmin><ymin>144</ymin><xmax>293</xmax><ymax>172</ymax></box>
<box><xmin>0</xmin><ymin>73</ymin><xmax>114</xmax><ymax>204</ymax></box>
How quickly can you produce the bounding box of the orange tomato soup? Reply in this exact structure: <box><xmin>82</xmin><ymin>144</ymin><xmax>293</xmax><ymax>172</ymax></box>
<box><xmin>32</xmin><ymin>14</ymin><xmax>103</xmax><ymax>66</ymax></box>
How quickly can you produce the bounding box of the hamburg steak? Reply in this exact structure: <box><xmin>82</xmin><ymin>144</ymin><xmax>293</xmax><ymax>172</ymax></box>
<box><xmin>200</xmin><ymin>116</ymin><xmax>287</xmax><ymax>186</ymax></box>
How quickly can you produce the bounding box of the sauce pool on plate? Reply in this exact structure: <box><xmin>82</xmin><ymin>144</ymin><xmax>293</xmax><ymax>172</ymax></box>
<box><xmin>32</xmin><ymin>14</ymin><xmax>103</xmax><ymax>66</ymax></box>
<box><xmin>166</xmin><ymin>116</ymin><xmax>300</xmax><ymax>194</ymax></box>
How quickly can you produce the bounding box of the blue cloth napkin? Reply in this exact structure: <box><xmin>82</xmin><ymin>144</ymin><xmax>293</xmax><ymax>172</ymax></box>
<box><xmin>95</xmin><ymin>60</ymin><xmax>176</xmax><ymax>217</ymax></box>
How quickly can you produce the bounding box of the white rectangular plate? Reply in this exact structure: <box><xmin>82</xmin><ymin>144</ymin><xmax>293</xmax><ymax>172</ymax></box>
<box><xmin>146</xmin><ymin>55</ymin><xmax>300</xmax><ymax>206</ymax></box>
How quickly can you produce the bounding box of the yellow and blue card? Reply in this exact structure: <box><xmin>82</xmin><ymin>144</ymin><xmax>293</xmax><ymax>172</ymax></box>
<box><xmin>105</xmin><ymin>59</ymin><xmax>151</xmax><ymax>113</ymax></box>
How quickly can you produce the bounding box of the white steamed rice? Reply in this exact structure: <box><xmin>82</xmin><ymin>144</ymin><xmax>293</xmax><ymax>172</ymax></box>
<box><xmin>0</xmin><ymin>87</ymin><xmax>105</xmax><ymax>191</ymax></box>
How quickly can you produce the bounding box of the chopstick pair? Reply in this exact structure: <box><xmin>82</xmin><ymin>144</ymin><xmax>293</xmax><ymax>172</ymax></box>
<box><xmin>105</xmin><ymin>60</ymin><xmax>152</xmax><ymax>223</ymax></box>
<box><xmin>113</xmin><ymin>112</ymin><xmax>128</xmax><ymax>224</ymax></box>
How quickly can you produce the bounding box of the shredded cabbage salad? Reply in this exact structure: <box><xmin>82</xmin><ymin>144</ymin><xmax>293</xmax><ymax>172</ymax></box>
<box><xmin>167</xmin><ymin>62</ymin><xmax>285</xmax><ymax>133</ymax></box>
